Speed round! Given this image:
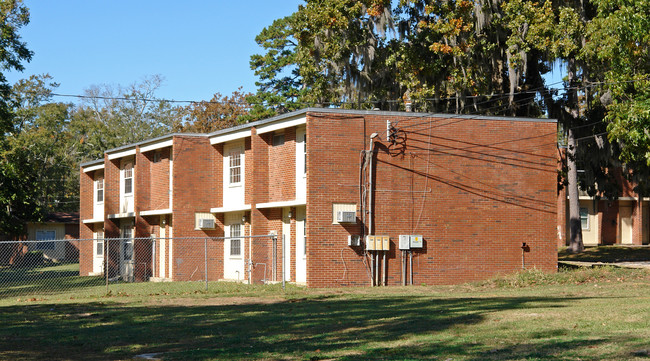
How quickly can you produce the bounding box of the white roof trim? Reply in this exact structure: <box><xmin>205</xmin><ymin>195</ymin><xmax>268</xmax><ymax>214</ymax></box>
<box><xmin>82</xmin><ymin>218</ymin><xmax>104</xmax><ymax>224</ymax></box>
<box><xmin>256</xmin><ymin>116</ymin><xmax>306</xmax><ymax>135</ymax></box>
<box><xmin>83</xmin><ymin>164</ymin><xmax>105</xmax><ymax>173</ymax></box>
<box><xmin>140</xmin><ymin>139</ymin><xmax>173</xmax><ymax>153</ymax></box>
<box><xmin>210</xmin><ymin>204</ymin><xmax>252</xmax><ymax>213</ymax></box>
<box><xmin>107</xmin><ymin>148</ymin><xmax>136</xmax><ymax>160</ymax></box>
<box><xmin>140</xmin><ymin>208</ymin><xmax>172</xmax><ymax>216</ymax></box>
<box><xmin>256</xmin><ymin>199</ymin><xmax>306</xmax><ymax>209</ymax></box>
<box><xmin>107</xmin><ymin>212</ymin><xmax>136</xmax><ymax>219</ymax></box>
<box><xmin>210</xmin><ymin>129</ymin><xmax>251</xmax><ymax>145</ymax></box>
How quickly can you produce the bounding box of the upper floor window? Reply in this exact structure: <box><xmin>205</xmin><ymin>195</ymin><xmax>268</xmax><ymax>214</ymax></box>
<box><xmin>95</xmin><ymin>177</ymin><xmax>104</xmax><ymax>203</ymax></box>
<box><xmin>273</xmin><ymin>133</ymin><xmax>285</xmax><ymax>146</ymax></box>
<box><xmin>303</xmin><ymin>133</ymin><xmax>307</xmax><ymax>174</ymax></box>
<box><xmin>123</xmin><ymin>163</ymin><xmax>133</xmax><ymax>194</ymax></box>
<box><xmin>153</xmin><ymin>152</ymin><xmax>162</xmax><ymax>163</ymax></box>
<box><xmin>229</xmin><ymin>150</ymin><xmax>241</xmax><ymax>185</ymax></box>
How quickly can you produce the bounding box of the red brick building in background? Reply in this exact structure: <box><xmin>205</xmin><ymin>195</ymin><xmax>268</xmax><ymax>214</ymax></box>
<box><xmin>79</xmin><ymin>108</ymin><xmax>558</xmax><ymax>287</ymax></box>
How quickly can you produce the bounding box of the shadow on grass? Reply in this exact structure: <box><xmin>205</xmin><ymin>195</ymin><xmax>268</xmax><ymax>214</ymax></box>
<box><xmin>559</xmin><ymin>245</ymin><xmax>650</xmax><ymax>262</ymax></box>
<box><xmin>0</xmin><ymin>263</ymin><xmax>105</xmax><ymax>299</ymax></box>
<box><xmin>0</xmin><ymin>294</ymin><xmax>616</xmax><ymax>360</ymax></box>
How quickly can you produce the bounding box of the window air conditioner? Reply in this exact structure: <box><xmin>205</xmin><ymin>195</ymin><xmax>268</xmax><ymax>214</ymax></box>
<box><xmin>198</xmin><ymin>218</ymin><xmax>215</xmax><ymax>229</ymax></box>
<box><xmin>336</xmin><ymin>211</ymin><xmax>356</xmax><ymax>223</ymax></box>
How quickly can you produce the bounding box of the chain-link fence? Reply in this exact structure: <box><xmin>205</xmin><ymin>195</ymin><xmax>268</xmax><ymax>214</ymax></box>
<box><xmin>0</xmin><ymin>235</ymin><xmax>279</xmax><ymax>299</ymax></box>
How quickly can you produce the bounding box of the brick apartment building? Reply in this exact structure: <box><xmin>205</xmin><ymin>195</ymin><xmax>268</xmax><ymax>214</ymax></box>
<box><xmin>79</xmin><ymin>108</ymin><xmax>558</xmax><ymax>287</ymax></box>
<box><xmin>557</xmin><ymin>168</ymin><xmax>650</xmax><ymax>248</ymax></box>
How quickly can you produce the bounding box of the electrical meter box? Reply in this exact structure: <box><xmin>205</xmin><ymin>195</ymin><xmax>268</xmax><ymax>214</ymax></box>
<box><xmin>381</xmin><ymin>236</ymin><xmax>390</xmax><ymax>251</ymax></box>
<box><xmin>410</xmin><ymin>235</ymin><xmax>423</xmax><ymax>248</ymax></box>
<box><xmin>365</xmin><ymin>235</ymin><xmax>376</xmax><ymax>250</ymax></box>
<box><xmin>347</xmin><ymin>235</ymin><xmax>360</xmax><ymax>246</ymax></box>
<box><xmin>399</xmin><ymin>235</ymin><xmax>410</xmax><ymax>250</ymax></box>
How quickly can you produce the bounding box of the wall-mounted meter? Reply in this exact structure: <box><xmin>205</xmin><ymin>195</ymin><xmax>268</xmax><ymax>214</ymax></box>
<box><xmin>381</xmin><ymin>236</ymin><xmax>390</xmax><ymax>251</ymax></box>
<box><xmin>399</xmin><ymin>235</ymin><xmax>410</xmax><ymax>250</ymax></box>
<box><xmin>410</xmin><ymin>235</ymin><xmax>423</xmax><ymax>248</ymax></box>
<box><xmin>365</xmin><ymin>235</ymin><xmax>376</xmax><ymax>250</ymax></box>
<box><xmin>348</xmin><ymin>235</ymin><xmax>360</xmax><ymax>246</ymax></box>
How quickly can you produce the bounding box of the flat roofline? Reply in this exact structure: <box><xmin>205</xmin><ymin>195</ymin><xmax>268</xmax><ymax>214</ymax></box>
<box><xmin>104</xmin><ymin>133</ymin><xmax>207</xmax><ymax>155</ymax></box>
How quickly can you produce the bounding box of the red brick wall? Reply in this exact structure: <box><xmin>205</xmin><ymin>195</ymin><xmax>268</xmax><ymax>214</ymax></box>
<box><xmin>171</xmin><ymin>136</ymin><xmax>222</xmax><ymax>281</ymax></box>
<box><xmin>79</xmin><ymin>168</ymin><xmax>95</xmax><ymax>276</ymax></box>
<box><xmin>305</xmin><ymin>112</ymin><xmax>558</xmax><ymax>287</ymax></box>
<box><xmin>268</xmin><ymin>128</ymin><xmax>296</xmax><ymax>202</ymax></box>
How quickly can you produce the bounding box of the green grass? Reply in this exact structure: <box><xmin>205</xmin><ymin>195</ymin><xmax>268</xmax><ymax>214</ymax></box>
<box><xmin>1</xmin><ymin>267</ymin><xmax>650</xmax><ymax>360</ymax></box>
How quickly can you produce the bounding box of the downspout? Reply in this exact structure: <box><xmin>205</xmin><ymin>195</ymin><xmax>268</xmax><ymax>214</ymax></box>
<box><xmin>368</xmin><ymin>133</ymin><xmax>378</xmax><ymax>286</ymax></box>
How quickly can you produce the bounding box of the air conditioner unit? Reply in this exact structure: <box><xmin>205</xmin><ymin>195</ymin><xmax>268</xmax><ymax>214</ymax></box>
<box><xmin>198</xmin><ymin>218</ymin><xmax>215</xmax><ymax>229</ymax></box>
<box><xmin>336</xmin><ymin>211</ymin><xmax>356</xmax><ymax>223</ymax></box>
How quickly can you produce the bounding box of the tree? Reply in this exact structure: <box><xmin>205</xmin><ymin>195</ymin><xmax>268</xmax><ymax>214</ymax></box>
<box><xmin>174</xmin><ymin>88</ymin><xmax>254</xmax><ymax>133</ymax></box>
<box><xmin>70</xmin><ymin>75</ymin><xmax>183</xmax><ymax>162</ymax></box>
<box><xmin>0</xmin><ymin>0</ymin><xmax>34</xmax><ymax>237</ymax></box>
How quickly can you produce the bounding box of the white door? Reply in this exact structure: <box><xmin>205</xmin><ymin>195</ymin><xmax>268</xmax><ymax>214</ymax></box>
<box><xmin>158</xmin><ymin>216</ymin><xmax>167</xmax><ymax>278</ymax></box>
<box><xmin>224</xmin><ymin>213</ymin><xmax>245</xmax><ymax>281</ymax></box>
<box><xmin>295</xmin><ymin>206</ymin><xmax>306</xmax><ymax>283</ymax></box>
<box><xmin>620</xmin><ymin>206</ymin><xmax>634</xmax><ymax>244</ymax></box>
<box><xmin>93</xmin><ymin>229</ymin><xmax>104</xmax><ymax>274</ymax></box>
<box><xmin>120</xmin><ymin>223</ymin><xmax>134</xmax><ymax>281</ymax></box>
<box><xmin>282</xmin><ymin>208</ymin><xmax>291</xmax><ymax>282</ymax></box>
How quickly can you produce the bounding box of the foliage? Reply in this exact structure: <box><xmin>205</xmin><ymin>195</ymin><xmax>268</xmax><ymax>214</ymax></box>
<box><xmin>174</xmin><ymin>88</ymin><xmax>255</xmax><ymax>133</ymax></box>
<box><xmin>70</xmin><ymin>75</ymin><xmax>183</xmax><ymax>162</ymax></box>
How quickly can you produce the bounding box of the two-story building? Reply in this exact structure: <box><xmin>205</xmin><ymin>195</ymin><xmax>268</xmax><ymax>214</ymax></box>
<box><xmin>80</xmin><ymin>108</ymin><xmax>558</xmax><ymax>287</ymax></box>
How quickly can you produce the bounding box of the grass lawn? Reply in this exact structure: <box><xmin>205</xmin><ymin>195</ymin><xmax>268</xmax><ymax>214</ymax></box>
<box><xmin>1</xmin><ymin>267</ymin><xmax>650</xmax><ymax>360</ymax></box>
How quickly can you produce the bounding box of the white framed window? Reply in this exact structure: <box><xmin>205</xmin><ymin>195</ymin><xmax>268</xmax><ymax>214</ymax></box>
<box><xmin>95</xmin><ymin>176</ymin><xmax>104</xmax><ymax>203</ymax></box>
<box><xmin>35</xmin><ymin>230</ymin><xmax>56</xmax><ymax>250</ymax></box>
<box><xmin>95</xmin><ymin>230</ymin><xmax>104</xmax><ymax>257</ymax></box>
<box><xmin>123</xmin><ymin>162</ymin><xmax>133</xmax><ymax>195</ymax></box>
<box><xmin>303</xmin><ymin>133</ymin><xmax>307</xmax><ymax>174</ymax></box>
<box><xmin>229</xmin><ymin>150</ymin><xmax>242</xmax><ymax>185</ymax></box>
<box><xmin>580</xmin><ymin>207</ymin><xmax>589</xmax><ymax>230</ymax></box>
<box><xmin>230</xmin><ymin>223</ymin><xmax>241</xmax><ymax>257</ymax></box>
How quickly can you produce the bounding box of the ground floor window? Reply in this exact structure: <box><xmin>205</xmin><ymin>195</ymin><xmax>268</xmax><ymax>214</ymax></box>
<box><xmin>230</xmin><ymin>224</ymin><xmax>241</xmax><ymax>257</ymax></box>
<box><xmin>35</xmin><ymin>230</ymin><xmax>56</xmax><ymax>250</ymax></box>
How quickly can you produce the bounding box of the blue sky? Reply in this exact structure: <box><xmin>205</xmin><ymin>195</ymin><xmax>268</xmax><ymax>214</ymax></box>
<box><xmin>6</xmin><ymin>1</ymin><xmax>304</xmax><ymax>103</ymax></box>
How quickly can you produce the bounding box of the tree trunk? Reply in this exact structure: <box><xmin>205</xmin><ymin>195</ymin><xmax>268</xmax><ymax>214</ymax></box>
<box><xmin>567</xmin><ymin>127</ymin><xmax>584</xmax><ymax>253</ymax></box>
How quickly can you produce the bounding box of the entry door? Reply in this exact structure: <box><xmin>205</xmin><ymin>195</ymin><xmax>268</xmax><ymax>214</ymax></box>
<box><xmin>224</xmin><ymin>213</ymin><xmax>245</xmax><ymax>281</ymax></box>
<box><xmin>282</xmin><ymin>208</ymin><xmax>291</xmax><ymax>282</ymax></box>
<box><xmin>620</xmin><ymin>206</ymin><xmax>634</xmax><ymax>245</ymax></box>
<box><xmin>295</xmin><ymin>206</ymin><xmax>306</xmax><ymax>284</ymax></box>
<box><xmin>93</xmin><ymin>229</ymin><xmax>104</xmax><ymax>274</ymax></box>
<box><xmin>120</xmin><ymin>223</ymin><xmax>134</xmax><ymax>281</ymax></box>
<box><xmin>159</xmin><ymin>215</ymin><xmax>166</xmax><ymax>278</ymax></box>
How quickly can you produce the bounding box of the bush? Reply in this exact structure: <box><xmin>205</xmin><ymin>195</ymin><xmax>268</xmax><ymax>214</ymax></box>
<box><xmin>20</xmin><ymin>251</ymin><xmax>45</xmax><ymax>267</ymax></box>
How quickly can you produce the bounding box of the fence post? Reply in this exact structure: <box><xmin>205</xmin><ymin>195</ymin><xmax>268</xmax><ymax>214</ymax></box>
<box><xmin>204</xmin><ymin>237</ymin><xmax>208</xmax><ymax>291</ymax></box>
<box><xmin>105</xmin><ymin>238</ymin><xmax>109</xmax><ymax>295</ymax></box>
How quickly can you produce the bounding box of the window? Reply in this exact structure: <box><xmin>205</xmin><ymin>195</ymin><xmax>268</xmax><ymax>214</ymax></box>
<box><xmin>153</xmin><ymin>152</ymin><xmax>161</xmax><ymax>163</ymax></box>
<box><xmin>230</xmin><ymin>223</ymin><xmax>241</xmax><ymax>256</ymax></box>
<box><xmin>580</xmin><ymin>207</ymin><xmax>589</xmax><ymax>230</ymax></box>
<box><xmin>229</xmin><ymin>150</ymin><xmax>241</xmax><ymax>184</ymax></box>
<box><xmin>35</xmin><ymin>230</ymin><xmax>56</xmax><ymax>250</ymax></box>
<box><xmin>122</xmin><ymin>226</ymin><xmax>133</xmax><ymax>261</ymax></box>
<box><xmin>273</xmin><ymin>133</ymin><xmax>285</xmax><ymax>146</ymax></box>
<box><xmin>303</xmin><ymin>133</ymin><xmax>307</xmax><ymax>174</ymax></box>
<box><xmin>124</xmin><ymin>163</ymin><xmax>133</xmax><ymax>194</ymax></box>
<box><xmin>95</xmin><ymin>231</ymin><xmax>104</xmax><ymax>257</ymax></box>
<box><xmin>95</xmin><ymin>177</ymin><xmax>104</xmax><ymax>203</ymax></box>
